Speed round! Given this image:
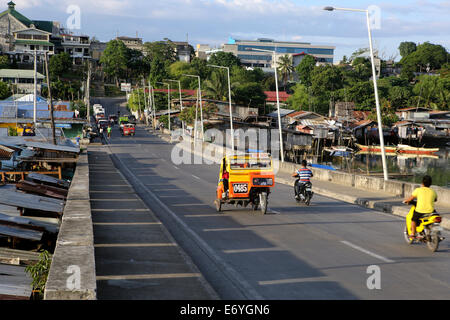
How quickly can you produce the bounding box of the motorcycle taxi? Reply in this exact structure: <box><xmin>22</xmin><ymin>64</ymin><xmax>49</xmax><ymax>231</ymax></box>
<box><xmin>214</xmin><ymin>153</ymin><xmax>275</xmax><ymax>214</ymax></box>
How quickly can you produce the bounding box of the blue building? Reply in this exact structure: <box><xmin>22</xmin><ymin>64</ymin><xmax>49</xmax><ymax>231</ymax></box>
<box><xmin>222</xmin><ymin>38</ymin><xmax>335</xmax><ymax>70</ymax></box>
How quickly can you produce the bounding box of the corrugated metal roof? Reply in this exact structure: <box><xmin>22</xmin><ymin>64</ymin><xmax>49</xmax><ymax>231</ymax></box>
<box><xmin>0</xmin><ymin>190</ymin><xmax>64</xmax><ymax>213</ymax></box>
<box><xmin>0</xmin><ymin>69</ymin><xmax>45</xmax><ymax>79</ymax></box>
<box><xmin>24</xmin><ymin>141</ymin><xmax>80</xmax><ymax>153</ymax></box>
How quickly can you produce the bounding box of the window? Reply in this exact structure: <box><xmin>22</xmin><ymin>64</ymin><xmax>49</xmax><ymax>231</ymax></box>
<box><xmin>30</xmin><ymin>45</ymin><xmax>35</xmax><ymax>50</ymax></box>
<box><xmin>17</xmin><ymin>34</ymin><xmax>32</xmax><ymax>39</ymax></box>
<box><xmin>33</xmin><ymin>35</ymin><xmax>47</xmax><ymax>40</ymax></box>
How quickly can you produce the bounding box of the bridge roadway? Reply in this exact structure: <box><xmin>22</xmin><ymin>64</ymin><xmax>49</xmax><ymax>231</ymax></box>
<box><xmin>92</xmin><ymin>97</ymin><xmax>450</xmax><ymax>300</ymax></box>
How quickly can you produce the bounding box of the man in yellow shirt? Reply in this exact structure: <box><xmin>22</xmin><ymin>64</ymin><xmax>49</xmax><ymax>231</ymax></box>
<box><xmin>403</xmin><ymin>175</ymin><xmax>437</xmax><ymax>239</ymax></box>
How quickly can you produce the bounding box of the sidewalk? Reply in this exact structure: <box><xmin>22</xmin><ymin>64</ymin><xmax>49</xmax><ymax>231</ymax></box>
<box><xmin>153</xmin><ymin>129</ymin><xmax>450</xmax><ymax>231</ymax></box>
<box><xmin>88</xmin><ymin>145</ymin><xmax>217</xmax><ymax>299</ymax></box>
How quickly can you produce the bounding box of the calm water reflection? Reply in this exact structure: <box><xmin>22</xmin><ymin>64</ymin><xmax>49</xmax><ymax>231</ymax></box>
<box><xmin>320</xmin><ymin>148</ymin><xmax>450</xmax><ymax>188</ymax></box>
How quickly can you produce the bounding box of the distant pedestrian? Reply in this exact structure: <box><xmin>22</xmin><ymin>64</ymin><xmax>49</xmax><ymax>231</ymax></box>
<box><xmin>107</xmin><ymin>126</ymin><xmax>112</xmax><ymax>138</ymax></box>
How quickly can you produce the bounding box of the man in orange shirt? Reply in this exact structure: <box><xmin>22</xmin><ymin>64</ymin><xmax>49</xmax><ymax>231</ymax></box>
<box><xmin>403</xmin><ymin>175</ymin><xmax>437</xmax><ymax>239</ymax></box>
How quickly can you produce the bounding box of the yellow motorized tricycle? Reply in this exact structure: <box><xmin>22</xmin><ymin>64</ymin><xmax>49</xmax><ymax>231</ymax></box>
<box><xmin>214</xmin><ymin>153</ymin><xmax>275</xmax><ymax>214</ymax></box>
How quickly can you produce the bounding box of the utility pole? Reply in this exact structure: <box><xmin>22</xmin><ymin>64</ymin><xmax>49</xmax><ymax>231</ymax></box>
<box><xmin>44</xmin><ymin>52</ymin><xmax>56</xmax><ymax>145</ymax></box>
<box><xmin>86</xmin><ymin>59</ymin><xmax>91</xmax><ymax>121</ymax></box>
<box><xmin>33</xmin><ymin>49</ymin><xmax>37</xmax><ymax>125</ymax></box>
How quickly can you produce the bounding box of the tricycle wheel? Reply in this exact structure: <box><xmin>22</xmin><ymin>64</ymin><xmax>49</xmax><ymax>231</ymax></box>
<box><xmin>260</xmin><ymin>192</ymin><xmax>268</xmax><ymax>214</ymax></box>
<box><xmin>215</xmin><ymin>199</ymin><xmax>222</xmax><ymax>213</ymax></box>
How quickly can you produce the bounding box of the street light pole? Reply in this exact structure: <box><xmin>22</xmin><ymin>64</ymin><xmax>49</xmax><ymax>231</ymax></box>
<box><xmin>166</xmin><ymin>79</ymin><xmax>185</xmax><ymax>134</ymax></box>
<box><xmin>182</xmin><ymin>74</ymin><xmax>205</xmax><ymax>142</ymax></box>
<box><xmin>207</xmin><ymin>65</ymin><xmax>234</xmax><ymax>151</ymax></box>
<box><xmin>324</xmin><ymin>6</ymin><xmax>389</xmax><ymax>181</ymax></box>
<box><xmin>246</xmin><ymin>47</ymin><xmax>285</xmax><ymax>162</ymax></box>
<box><xmin>157</xmin><ymin>82</ymin><xmax>170</xmax><ymax>132</ymax></box>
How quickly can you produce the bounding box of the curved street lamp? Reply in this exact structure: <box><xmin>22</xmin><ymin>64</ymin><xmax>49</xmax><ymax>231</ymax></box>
<box><xmin>324</xmin><ymin>6</ymin><xmax>388</xmax><ymax>181</ymax></box>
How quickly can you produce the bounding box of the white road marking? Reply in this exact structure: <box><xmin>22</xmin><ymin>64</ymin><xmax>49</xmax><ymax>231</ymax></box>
<box><xmin>173</xmin><ymin>165</ymin><xmax>180</xmax><ymax>170</ymax></box>
<box><xmin>223</xmin><ymin>247</ymin><xmax>283</xmax><ymax>254</ymax></box>
<box><xmin>191</xmin><ymin>174</ymin><xmax>201</xmax><ymax>180</ymax></box>
<box><xmin>341</xmin><ymin>241</ymin><xmax>395</xmax><ymax>263</ymax></box>
<box><xmin>259</xmin><ymin>276</ymin><xmax>331</xmax><ymax>286</ymax></box>
<box><xmin>96</xmin><ymin>273</ymin><xmax>200</xmax><ymax>281</ymax></box>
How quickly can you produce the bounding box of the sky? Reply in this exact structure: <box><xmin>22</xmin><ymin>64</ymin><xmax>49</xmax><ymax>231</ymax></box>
<box><xmin>13</xmin><ymin>0</ymin><xmax>450</xmax><ymax>63</ymax></box>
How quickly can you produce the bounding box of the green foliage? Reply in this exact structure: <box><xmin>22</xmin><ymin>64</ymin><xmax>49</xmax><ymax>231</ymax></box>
<box><xmin>295</xmin><ymin>55</ymin><xmax>316</xmax><ymax>87</ymax></box>
<box><xmin>49</xmin><ymin>52</ymin><xmax>72</xmax><ymax>79</ymax></box>
<box><xmin>368</xmin><ymin>100</ymin><xmax>399</xmax><ymax>126</ymax></box>
<box><xmin>398</xmin><ymin>41</ymin><xmax>417</xmax><ymax>58</ymax></box>
<box><xmin>287</xmin><ymin>83</ymin><xmax>310</xmax><ymax>110</ymax></box>
<box><xmin>208</xmin><ymin>51</ymin><xmax>241</xmax><ymax>69</ymax></box>
<box><xmin>8</xmin><ymin>127</ymin><xmax>18</xmax><ymax>136</ymax></box>
<box><xmin>0</xmin><ymin>55</ymin><xmax>10</xmax><ymax>68</ymax></box>
<box><xmin>0</xmin><ymin>81</ymin><xmax>11</xmax><ymax>99</ymax></box>
<box><xmin>400</xmin><ymin>42</ymin><xmax>448</xmax><ymax>78</ymax></box>
<box><xmin>203</xmin><ymin>71</ymin><xmax>228</xmax><ymax>101</ymax></box>
<box><xmin>144</xmin><ymin>41</ymin><xmax>177</xmax><ymax>63</ymax></box>
<box><xmin>25</xmin><ymin>250</ymin><xmax>51</xmax><ymax>299</ymax></box>
<box><xmin>232</xmin><ymin>82</ymin><xmax>266</xmax><ymax>111</ymax></box>
<box><xmin>179</xmin><ymin>103</ymin><xmax>218</xmax><ymax>126</ymax></box>
<box><xmin>71</xmin><ymin>100</ymin><xmax>87</xmax><ymax>117</ymax></box>
<box><xmin>149</xmin><ymin>56</ymin><xmax>169</xmax><ymax>86</ymax></box>
<box><xmin>128</xmin><ymin>88</ymin><xmax>147</xmax><ymax>112</ymax></box>
<box><xmin>277</xmin><ymin>54</ymin><xmax>294</xmax><ymax>88</ymax></box>
<box><xmin>100</xmin><ymin>40</ymin><xmax>128</xmax><ymax>84</ymax></box>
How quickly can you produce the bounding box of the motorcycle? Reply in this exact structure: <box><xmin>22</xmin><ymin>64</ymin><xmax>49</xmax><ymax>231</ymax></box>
<box><xmin>293</xmin><ymin>176</ymin><xmax>313</xmax><ymax>206</ymax></box>
<box><xmin>403</xmin><ymin>200</ymin><xmax>445</xmax><ymax>252</ymax></box>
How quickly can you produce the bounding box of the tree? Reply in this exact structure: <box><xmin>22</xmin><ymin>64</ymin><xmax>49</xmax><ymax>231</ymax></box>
<box><xmin>49</xmin><ymin>52</ymin><xmax>72</xmax><ymax>79</ymax></box>
<box><xmin>232</xmin><ymin>82</ymin><xmax>266</xmax><ymax>111</ymax></box>
<box><xmin>0</xmin><ymin>81</ymin><xmax>10</xmax><ymax>99</ymax></box>
<box><xmin>295</xmin><ymin>55</ymin><xmax>316</xmax><ymax>87</ymax></box>
<box><xmin>100</xmin><ymin>40</ymin><xmax>128</xmax><ymax>86</ymax></box>
<box><xmin>126</xmin><ymin>48</ymin><xmax>149</xmax><ymax>81</ymax></box>
<box><xmin>277</xmin><ymin>54</ymin><xmax>294</xmax><ymax>89</ymax></box>
<box><xmin>388</xmin><ymin>85</ymin><xmax>412</xmax><ymax>109</ymax></box>
<box><xmin>400</xmin><ymin>42</ymin><xmax>448</xmax><ymax>76</ymax></box>
<box><xmin>368</xmin><ymin>99</ymin><xmax>399</xmax><ymax>126</ymax></box>
<box><xmin>287</xmin><ymin>83</ymin><xmax>310</xmax><ymax>110</ymax></box>
<box><xmin>149</xmin><ymin>56</ymin><xmax>169</xmax><ymax>86</ymax></box>
<box><xmin>231</xmin><ymin>65</ymin><xmax>265</xmax><ymax>84</ymax></box>
<box><xmin>208</xmin><ymin>51</ymin><xmax>241</xmax><ymax>69</ymax></box>
<box><xmin>144</xmin><ymin>41</ymin><xmax>177</xmax><ymax>63</ymax></box>
<box><xmin>310</xmin><ymin>65</ymin><xmax>344</xmax><ymax>114</ymax></box>
<box><xmin>0</xmin><ymin>55</ymin><xmax>10</xmax><ymax>69</ymax></box>
<box><xmin>398</xmin><ymin>41</ymin><xmax>417</xmax><ymax>58</ymax></box>
<box><xmin>203</xmin><ymin>70</ymin><xmax>228</xmax><ymax>101</ymax></box>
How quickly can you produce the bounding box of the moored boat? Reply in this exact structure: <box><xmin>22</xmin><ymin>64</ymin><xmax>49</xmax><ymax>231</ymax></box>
<box><xmin>356</xmin><ymin>144</ymin><xmax>397</xmax><ymax>154</ymax></box>
<box><xmin>396</xmin><ymin>144</ymin><xmax>439</xmax><ymax>155</ymax></box>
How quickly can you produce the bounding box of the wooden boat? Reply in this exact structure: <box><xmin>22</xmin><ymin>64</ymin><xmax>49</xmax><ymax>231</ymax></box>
<box><xmin>356</xmin><ymin>144</ymin><xmax>397</xmax><ymax>154</ymax></box>
<box><xmin>396</xmin><ymin>144</ymin><xmax>439</xmax><ymax>155</ymax></box>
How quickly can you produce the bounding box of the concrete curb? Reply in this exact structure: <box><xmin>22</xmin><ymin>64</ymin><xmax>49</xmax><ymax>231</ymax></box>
<box><xmin>44</xmin><ymin>151</ymin><xmax>97</xmax><ymax>300</ymax></box>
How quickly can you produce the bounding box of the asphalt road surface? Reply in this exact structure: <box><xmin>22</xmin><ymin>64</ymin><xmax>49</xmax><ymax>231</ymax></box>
<box><xmin>92</xmin><ymin>97</ymin><xmax>450</xmax><ymax>300</ymax></box>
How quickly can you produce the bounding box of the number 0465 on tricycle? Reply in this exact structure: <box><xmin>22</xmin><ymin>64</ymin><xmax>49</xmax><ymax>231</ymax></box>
<box><xmin>214</xmin><ymin>153</ymin><xmax>275</xmax><ymax>214</ymax></box>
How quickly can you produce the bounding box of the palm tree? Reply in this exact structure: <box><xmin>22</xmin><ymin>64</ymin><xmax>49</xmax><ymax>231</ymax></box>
<box><xmin>277</xmin><ymin>54</ymin><xmax>294</xmax><ymax>90</ymax></box>
<box><xmin>203</xmin><ymin>71</ymin><xmax>228</xmax><ymax>101</ymax></box>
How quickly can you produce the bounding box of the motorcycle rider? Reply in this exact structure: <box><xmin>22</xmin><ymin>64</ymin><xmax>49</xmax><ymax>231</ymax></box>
<box><xmin>292</xmin><ymin>160</ymin><xmax>313</xmax><ymax>200</ymax></box>
<box><xmin>403</xmin><ymin>175</ymin><xmax>437</xmax><ymax>240</ymax></box>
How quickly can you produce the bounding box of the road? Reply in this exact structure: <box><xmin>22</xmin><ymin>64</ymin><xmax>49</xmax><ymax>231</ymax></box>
<box><xmin>92</xmin><ymin>97</ymin><xmax>450</xmax><ymax>300</ymax></box>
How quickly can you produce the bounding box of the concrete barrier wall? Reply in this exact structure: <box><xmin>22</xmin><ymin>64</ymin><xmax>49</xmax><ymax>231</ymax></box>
<box><xmin>44</xmin><ymin>151</ymin><xmax>96</xmax><ymax>300</ymax></box>
<box><xmin>171</xmin><ymin>134</ymin><xmax>450</xmax><ymax>206</ymax></box>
